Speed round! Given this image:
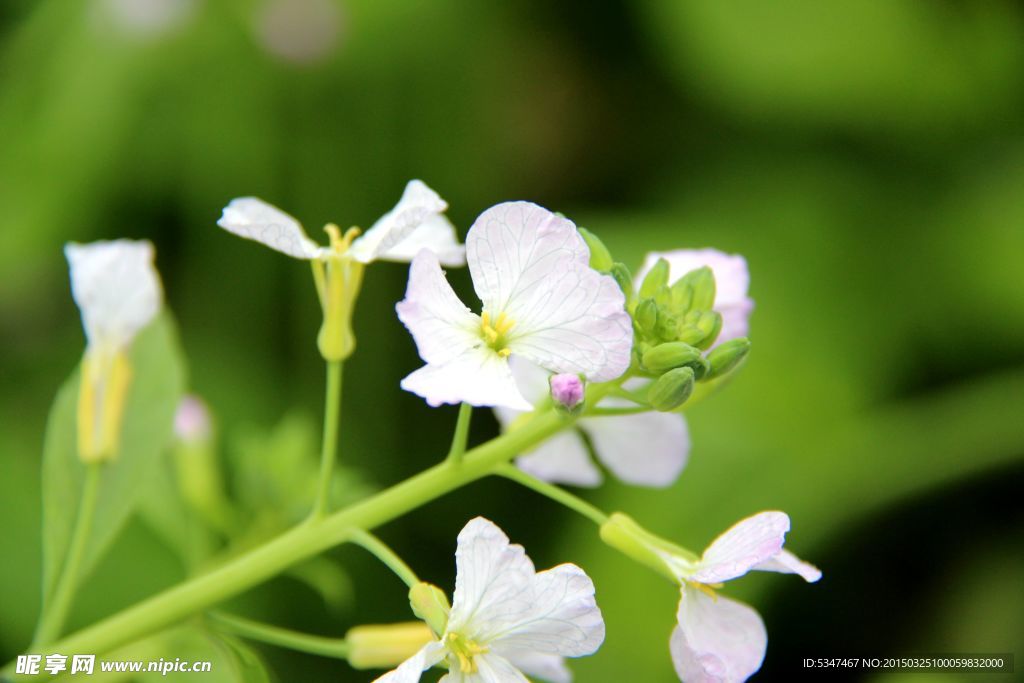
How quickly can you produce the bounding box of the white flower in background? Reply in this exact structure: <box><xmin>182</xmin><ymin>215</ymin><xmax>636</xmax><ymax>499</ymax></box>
<box><xmin>669</xmin><ymin>511</ymin><xmax>820</xmax><ymax>683</ymax></box>
<box><xmin>376</xmin><ymin>517</ymin><xmax>605</xmax><ymax>683</ymax></box>
<box><xmin>495</xmin><ymin>358</ymin><xmax>688</xmax><ymax>487</ymax></box>
<box><xmin>217</xmin><ymin>179</ymin><xmax>464</xmax><ymax>266</ymax></box>
<box><xmin>397</xmin><ymin>201</ymin><xmax>631</xmax><ymax>410</ymax></box>
<box><xmin>637</xmin><ymin>249</ymin><xmax>753</xmax><ymax>344</ymax></box>
<box><xmin>66</xmin><ymin>240</ymin><xmax>163</xmax><ymax>462</ymax></box>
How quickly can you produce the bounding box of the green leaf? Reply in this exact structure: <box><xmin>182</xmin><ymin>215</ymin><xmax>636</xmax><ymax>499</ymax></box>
<box><xmin>41</xmin><ymin>314</ymin><xmax>186</xmax><ymax>610</ymax></box>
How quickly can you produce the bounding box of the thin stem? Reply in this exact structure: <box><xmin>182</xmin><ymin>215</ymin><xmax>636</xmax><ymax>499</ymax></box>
<box><xmin>445</xmin><ymin>403</ymin><xmax>473</xmax><ymax>464</ymax></box>
<box><xmin>586</xmin><ymin>405</ymin><xmax>649</xmax><ymax>417</ymax></box>
<box><xmin>9</xmin><ymin>410</ymin><xmax>569</xmax><ymax>668</ymax></box>
<box><xmin>208</xmin><ymin>612</ymin><xmax>349</xmax><ymax>659</ymax></box>
<box><xmin>33</xmin><ymin>463</ymin><xmax>103</xmax><ymax>646</ymax></box>
<box><xmin>349</xmin><ymin>529</ymin><xmax>419</xmax><ymax>588</ymax></box>
<box><xmin>496</xmin><ymin>464</ymin><xmax>608</xmax><ymax>526</ymax></box>
<box><xmin>313</xmin><ymin>360</ymin><xmax>343</xmax><ymax>518</ymax></box>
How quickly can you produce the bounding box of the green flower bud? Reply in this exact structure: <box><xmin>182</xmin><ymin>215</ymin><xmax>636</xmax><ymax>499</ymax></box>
<box><xmin>676</xmin><ymin>324</ymin><xmax>705</xmax><ymax>346</ymax></box>
<box><xmin>670</xmin><ymin>279</ymin><xmax>693</xmax><ymax>314</ymax></box>
<box><xmin>639</xmin><ymin>258</ymin><xmax>670</xmax><ymax>300</ymax></box>
<box><xmin>654</xmin><ymin>311</ymin><xmax>679</xmax><ymax>342</ymax></box>
<box><xmin>694</xmin><ymin>310</ymin><xmax>723</xmax><ymax>350</ymax></box>
<box><xmin>578</xmin><ymin>228</ymin><xmax>613</xmax><ymax>272</ymax></box>
<box><xmin>705</xmin><ymin>337</ymin><xmax>751</xmax><ymax>380</ymax></box>
<box><xmin>674</xmin><ymin>266</ymin><xmax>716</xmax><ymax>312</ymax></box>
<box><xmin>634</xmin><ymin>298</ymin><xmax>659</xmax><ymax>336</ymax></box>
<box><xmin>642</xmin><ymin>342</ymin><xmax>702</xmax><ymax>372</ymax></box>
<box><xmin>408</xmin><ymin>582</ymin><xmax>450</xmax><ymax>637</ymax></box>
<box><xmin>609</xmin><ymin>262</ymin><xmax>634</xmax><ymax>300</ymax></box>
<box><xmin>346</xmin><ymin>622</ymin><xmax>435</xmax><ymax>669</ymax></box>
<box><xmin>647</xmin><ymin>366</ymin><xmax>695</xmax><ymax>411</ymax></box>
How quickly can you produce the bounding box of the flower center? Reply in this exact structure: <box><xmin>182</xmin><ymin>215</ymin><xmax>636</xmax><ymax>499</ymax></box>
<box><xmin>324</xmin><ymin>223</ymin><xmax>362</xmax><ymax>256</ymax></box>
<box><xmin>480</xmin><ymin>311</ymin><xmax>515</xmax><ymax>357</ymax></box>
<box><xmin>446</xmin><ymin>632</ymin><xmax>489</xmax><ymax>673</ymax></box>
<box><xmin>686</xmin><ymin>579</ymin><xmax>723</xmax><ymax>600</ymax></box>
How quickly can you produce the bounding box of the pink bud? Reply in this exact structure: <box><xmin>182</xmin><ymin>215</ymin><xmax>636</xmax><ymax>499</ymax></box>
<box><xmin>550</xmin><ymin>373</ymin><xmax>585</xmax><ymax>410</ymax></box>
<box><xmin>174</xmin><ymin>395</ymin><xmax>211</xmax><ymax>443</ymax></box>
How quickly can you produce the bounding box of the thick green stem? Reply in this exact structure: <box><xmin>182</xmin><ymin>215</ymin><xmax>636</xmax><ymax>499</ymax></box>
<box><xmin>33</xmin><ymin>463</ymin><xmax>102</xmax><ymax>647</ymax></box>
<box><xmin>497</xmin><ymin>465</ymin><xmax>609</xmax><ymax>525</ymax></box>
<box><xmin>349</xmin><ymin>529</ymin><xmax>418</xmax><ymax>588</ymax></box>
<box><xmin>313</xmin><ymin>360</ymin><xmax>343</xmax><ymax>518</ymax></box>
<box><xmin>208</xmin><ymin>612</ymin><xmax>349</xmax><ymax>659</ymax></box>
<box><xmin>8</xmin><ymin>410</ymin><xmax>568</xmax><ymax>667</ymax></box>
<box><xmin>445</xmin><ymin>403</ymin><xmax>473</xmax><ymax>464</ymax></box>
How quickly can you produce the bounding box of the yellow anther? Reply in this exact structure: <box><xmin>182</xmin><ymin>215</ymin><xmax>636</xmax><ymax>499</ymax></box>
<box><xmin>446</xmin><ymin>632</ymin><xmax>488</xmax><ymax>673</ymax></box>
<box><xmin>480</xmin><ymin>310</ymin><xmax>516</xmax><ymax>354</ymax></box>
<box><xmin>687</xmin><ymin>580</ymin><xmax>721</xmax><ymax>600</ymax></box>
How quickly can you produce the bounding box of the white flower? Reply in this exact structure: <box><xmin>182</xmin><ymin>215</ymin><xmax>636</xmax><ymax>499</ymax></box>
<box><xmin>669</xmin><ymin>512</ymin><xmax>820</xmax><ymax>683</ymax></box>
<box><xmin>65</xmin><ymin>240</ymin><xmax>163</xmax><ymax>462</ymax></box>
<box><xmin>495</xmin><ymin>358</ymin><xmax>688</xmax><ymax>487</ymax></box>
<box><xmin>397</xmin><ymin>201</ymin><xmax>631</xmax><ymax>410</ymax></box>
<box><xmin>377</xmin><ymin>517</ymin><xmax>605</xmax><ymax>683</ymax></box>
<box><xmin>637</xmin><ymin>249</ymin><xmax>753</xmax><ymax>344</ymax></box>
<box><xmin>216</xmin><ymin>179</ymin><xmax>465</xmax><ymax>266</ymax></box>
<box><xmin>66</xmin><ymin>240</ymin><xmax>162</xmax><ymax>353</ymax></box>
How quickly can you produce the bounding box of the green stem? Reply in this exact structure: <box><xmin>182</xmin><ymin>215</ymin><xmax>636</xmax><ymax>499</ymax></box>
<box><xmin>496</xmin><ymin>464</ymin><xmax>609</xmax><ymax>526</ymax></box>
<box><xmin>349</xmin><ymin>529</ymin><xmax>418</xmax><ymax>588</ymax></box>
<box><xmin>7</xmin><ymin>410</ymin><xmax>569</xmax><ymax>669</ymax></box>
<box><xmin>445</xmin><ymin>403</ymin><xmax>473</xmax><ymax>464</ymax></box>
<box><xmin>208</xmin><ymin>612</ymin><xmax>349</xmax><ymax>659</ymax></box>
<box><xmin>587</xmin><ymin>406</ymin><xmax>649</xmax><ymax>417</ymax></box>
<box><xmin>32</xmin><ymin>463</ymin><xmax>103</xmax><ymax>647</ymax></box>
<box><xmin>313</xmin><ymin>360</ymin><xmax>343</xmax><ymax>518</ymax></box>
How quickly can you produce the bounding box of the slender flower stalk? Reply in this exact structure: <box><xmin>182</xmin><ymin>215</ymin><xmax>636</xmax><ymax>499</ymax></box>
<box><xmin>350</xmin><ymin>529</ymin><xmax>419</xmax><ymax>588</ymax></box>
<box><xmin>207</xmin><ymin>612</ymin><xmax>350</xmax><ymax>659</ymax></box>
<box><xmin>444</xmin><ymin>403</ymin><xmax>473</xmax><ymax>465</ymax></box>
<box><xmin>497</xmin><ymin>465</ymin><xmax>608</xmax><ymax>526</ymax></box>
<box><xmin>312</xmin><ymin>360</ymin><xmax>343</xmax><ymax>518</ymax></box>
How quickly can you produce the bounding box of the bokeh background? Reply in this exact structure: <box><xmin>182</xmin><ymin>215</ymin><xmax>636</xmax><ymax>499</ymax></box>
<box><xmin>2</xmin><ymin>0</ymin><xmax>1023</xmax><ymax>681</ymax></box>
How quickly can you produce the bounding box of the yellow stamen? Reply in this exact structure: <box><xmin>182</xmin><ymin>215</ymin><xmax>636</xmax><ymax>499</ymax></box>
<box><xmin>324</xmin><ymin>223</ymin><xmax>362</xmax><ymax>254</ymax></box>
<box><xmin>446</xmin><ymin>632</ymin><xmax>488</xmax><ymax>673</ymax></box>
<box><xmin>686</xmin><ymin>580</ymin><xmax>723</xmax><ymax>600</ymax></box>
<box><xmin>480</xmin><ymin>310</ymin><xmax>516</xmax><ymax>355</ymax></box>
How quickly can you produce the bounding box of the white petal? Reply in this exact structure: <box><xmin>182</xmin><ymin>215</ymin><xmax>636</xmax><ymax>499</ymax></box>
<box><xmin>467</xmin><ymin>201</ymin><xmax>588</xmax><ymax>316</ymax></box>
<box><xmin>691</xmin><ymin>512</ymin><xmax>790</xmax><ymax>584</ymax></box>
<box><xmin>484</xmin><ymin>563</ymin><xmax>605</xmax><ymax>658</ymax></box>
<box><xmin>753</xmin><ymin>549</ymin><xmax>822</xmax><ymax>583</ymax></box>
<box><xmin>440</xmin><ymin>653</ymin><xmax>530</xmax><ymax>683</ymax></box>
<box><xmin>401</xmin><ymin>348</ymin><xmax>532</xmax><ymax>410</ymax></box>
<box><xmin>502</xmin><ymin>651</ymin><xmax>572</xmax><ymax>683</ymax></box>
<box><xmin>670</xmin><ymin>589</ymin><xmax>767</xmax><ymax>683</ymax></box>
<box><xmin>217</xmin><ymin>197</ymin><xmax>322</xmax><ymax>259</ymax></box>
<box><xmin>378</xmin><ymin>213</ymin><xmax>466</xmax><ymax>267</ymax></box>
<box><xmin>397</xmin><ymin>249</ymin><xmax>481</xmax><ymax>366</ymax></box>
<box><xmin>502</xmin><ymin>354</ymin><xmax>553</xmax><ymax>406</ymax></box>
<box><xmin>350</xmin><ymin>179</ymin><xmax>449</xmax><ymax>264</ymax></box>
<box><xmin>373</xmin><ymin>641</ymin><xmax>445</xmax><ymax>683</ymax></box>
<box><xmin>448</xmin><ymin>517</ymin><xmax>537</xmax><ymax>637</ymax></box>
<box><xmin>638</xmin><ymin>249</ymin><xmax>754</xmax><ymax>344</ymax></box>
<box><xmin>580</xmin><ymin>411</ymin><xmax>689</xmax><ymax>488</ymax></box>
<box><xmin>506</xmin><ymin>265</ymin><xmax>632</xmax><ymax>382</ymax></box>
<box><xmin>515</xmin><ymin>433</ymin><xmax>603</xmax><ymax>488</ymax></box>
<box><xmin>65</xmin><ymin>240</ymin><xmax>162</xmax><ymax>350</ymax></box>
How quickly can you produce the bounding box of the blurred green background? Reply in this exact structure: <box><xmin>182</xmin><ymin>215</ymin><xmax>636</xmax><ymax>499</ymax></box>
<box><xmin>2</xmin><ymin>0</ymin><xmax>1023</xmax><ymax>681</ymax></box>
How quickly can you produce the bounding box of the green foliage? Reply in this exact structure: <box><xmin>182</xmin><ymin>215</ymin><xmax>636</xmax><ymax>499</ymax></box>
<box><xmin>41</xmin><ymin>314</ymin><xmax>186</xmax><ymax>612</ymax></box>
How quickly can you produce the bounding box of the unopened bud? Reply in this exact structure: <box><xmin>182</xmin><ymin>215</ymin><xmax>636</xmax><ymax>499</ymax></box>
<box><xmin>641</xmin><ymin>342</ymin><xmax>702</xmax><ymax>373</ymax></box>
<box><xmin>634</xmin><ymin>298</ymin><xmax>658</xmax><ymax>336</ymax></box>
<box><xmin>346</xmin><ymin>622</ymin><xmax>435</xmax><ymax>670</ymax></box>
<box><xmin>705</xmin><ymin>337</ymin><xmax>751</xmax><ymax>380</ymax></box>
<box><xmin>550</xmin><ymin>373</ymin><xmax>585</xmax><ymax>413</ymax></box>
<box><xmin>654</xmin><ymin>311</ymin><xmax>679</xmax><ymax>342</ymax></box>
<box><xmin>694</xmin><ymin>310</ymin><xmax>723</xmax><ymax>350</ymax></box>
<box><xmin>609</xmin><ymin>263</ymin><xmax>633</xmax><ymax>300</ymax></box>
<box><xmin>578</xmin><ymin>228</ymin><xmax>613</xmax><ymax>272</ymax></box>
<box><xmin>674</xmin><ymin>266</ymin><xmax>716</xmax><ymax>312</ymax></box>
<box><xmin>647</xmin><ymin>366</ymin><xmax>695</xmax><ymax>411</ymax></box>
<box><xmin>639</xmin><ymin>258</ymin><xmax>670</xmax><ymax>300</ymax></box>
<box><xmin>408</xmin><ymin>582</ymin><xmax>450</xmax><ymax>637</ymax></box>
<box><xmin>599</xmin><ymin>512</ymin><xmax>697</xmax><ymax>584</ymax></box>
<box><xmin>174</xmin><ymin>395</ymin><xmax>211</xmax><ymax>444</ymax></box>
<box><xmin>670</xmin><ymin>279</ymin><xmax>693</xmax><ymax>314</ymax></box>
